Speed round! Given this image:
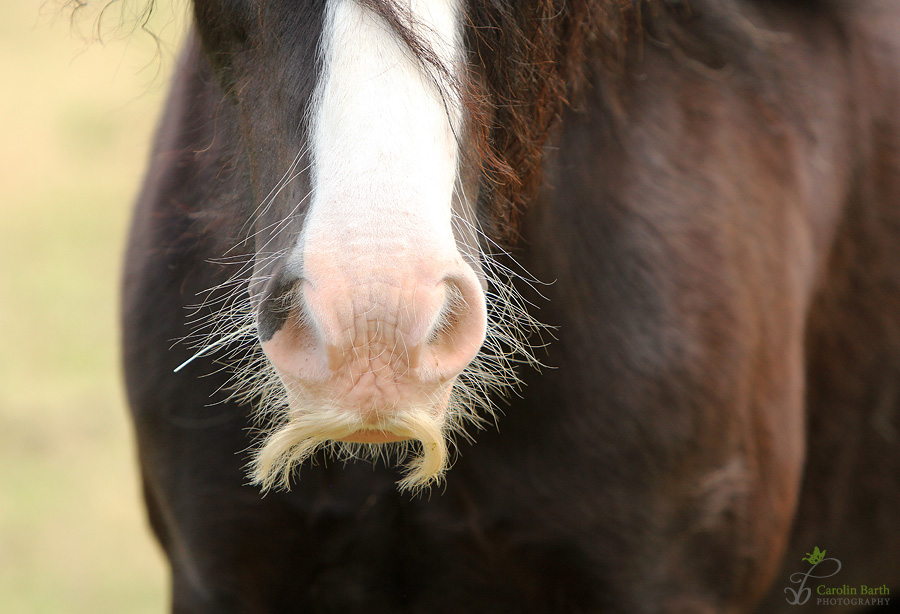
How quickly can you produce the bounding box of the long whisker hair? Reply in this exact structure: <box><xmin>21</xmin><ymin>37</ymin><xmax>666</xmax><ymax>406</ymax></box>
<box><xmin>171</xmin><ymin>0</ymin><xmax>573</xmax><ymax>494</ymax></box>
<box><xmin>174</xmin><ymin>155</ymin><xmax>551</xmax><ymax>495</ymax></box>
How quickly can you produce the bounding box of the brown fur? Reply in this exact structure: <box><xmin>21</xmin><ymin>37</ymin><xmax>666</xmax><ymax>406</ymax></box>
<box><xmin>121</xmin><ymin>1</ymin><xmax>900</xmax><ymax>612</ymax></box>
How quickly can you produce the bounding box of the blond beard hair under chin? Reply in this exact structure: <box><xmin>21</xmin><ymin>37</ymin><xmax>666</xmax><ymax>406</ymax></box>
<box><xmin>249</xmin><ymin>398</ymin><xmax>451</xmax><ymax>495</ymax></box>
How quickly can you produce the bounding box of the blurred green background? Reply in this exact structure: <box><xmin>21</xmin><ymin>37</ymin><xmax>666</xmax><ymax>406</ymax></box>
<box><xmin>1</xmin><ymin>1</ymin><xmax>189</xmax><ymax>611</ymax></box>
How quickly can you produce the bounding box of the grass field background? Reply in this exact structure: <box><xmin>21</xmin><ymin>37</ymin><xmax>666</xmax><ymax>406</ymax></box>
<box><xmin>0</xmin><ymin>2</ymin><xmax>189</xmax><ymax>611</ymax></box>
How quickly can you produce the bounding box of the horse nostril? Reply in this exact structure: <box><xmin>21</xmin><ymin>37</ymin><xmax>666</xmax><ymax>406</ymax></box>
<box><xmin>258</xmin><ymin>293</ymin><xmax>292</xmax><ymax>343</ymax></box>
<box><xmin>257</xmin><ymin>277</ymin><xmax>326</xmax><ymax>381</ymax></box>
<box><xmin>427</xmin><ymin>282</ymin><xmax>467</xmax><ymax>344</ymax></box>
<box><xmin>256</xmin><ymin>269</ymin><xmax>306</xmax><ymax>343</ymax></box>
<box><xmin>424</xmin><ymin>275</ymin><xmax>487</xmax><ymax>378</ymax></box>
<box><xmin>258</xmin><ymin>299</ymin><xmax>289</xmax><ymax>345</ymax></box>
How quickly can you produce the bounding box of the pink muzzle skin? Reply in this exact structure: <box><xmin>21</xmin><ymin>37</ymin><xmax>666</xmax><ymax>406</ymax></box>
<box><xmin>259</xmin><ymin>253</ymin><xmax>487</xmax><ymax>439</ymax></box>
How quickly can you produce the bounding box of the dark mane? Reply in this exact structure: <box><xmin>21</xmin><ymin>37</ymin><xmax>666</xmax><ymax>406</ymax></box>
<box><xmin>367</xmin><ymin>0</ymin><xmax>784</xmax><ymax>239</ymax></box>
<box><xmin>464</xmin><ymin>0</ymin><xmax>642</xmax><ymax>238</ymax></box>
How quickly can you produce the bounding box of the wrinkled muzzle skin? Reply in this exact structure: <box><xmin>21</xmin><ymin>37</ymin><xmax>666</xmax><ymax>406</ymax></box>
<box><xmin>190</xmin><ymin>0</ymin><xmax>506</xmax><ymax>492</ymax></box>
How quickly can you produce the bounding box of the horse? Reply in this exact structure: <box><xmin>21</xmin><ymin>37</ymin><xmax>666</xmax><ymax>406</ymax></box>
<box><xmin>122</xmin><ymin>0</ymin><xmax>900</xmax><ymax>611</ymax></box>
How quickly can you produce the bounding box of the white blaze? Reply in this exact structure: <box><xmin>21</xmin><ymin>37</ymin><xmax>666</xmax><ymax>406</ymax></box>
<box><xmin>302</xmin><ymin>0</ymin><xmax>464</xmax><ymax>261</ymax></box>
<box><xmin>250</xmin><ymin>0</ymin><xmax>476</xmax><ymax>494</ymax></box>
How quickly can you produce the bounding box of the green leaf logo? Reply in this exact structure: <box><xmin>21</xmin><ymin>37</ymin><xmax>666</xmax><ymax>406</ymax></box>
<box><xmin>802</xmin><ymin>547</ymin><xmax>826</xmax><ymax>565</ymax></box>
